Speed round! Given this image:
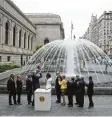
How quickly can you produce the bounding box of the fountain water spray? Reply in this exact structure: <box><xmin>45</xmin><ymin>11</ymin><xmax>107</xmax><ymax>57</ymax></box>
<box><xmin>22</xmin><ymin>39</ymin><xmax>112</xmax><ymax>84</ymax></box>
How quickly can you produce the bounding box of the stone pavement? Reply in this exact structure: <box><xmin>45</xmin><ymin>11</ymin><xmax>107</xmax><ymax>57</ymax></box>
<box><xmin>0</xmin><ymin>94</ymin><xmax>112</xmax><ymax>116</ymax></box>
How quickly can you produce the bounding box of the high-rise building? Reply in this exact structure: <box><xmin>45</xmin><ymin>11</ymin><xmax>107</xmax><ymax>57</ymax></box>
<box><xmin>81</xmin><ymin>11</ymin><xmax>112</xmax><ymax>57</ymax></box>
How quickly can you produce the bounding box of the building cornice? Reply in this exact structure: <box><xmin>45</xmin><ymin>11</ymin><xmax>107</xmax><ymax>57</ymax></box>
<box><xmin>25</xmin><ymin>13</ymin><xmax>60</xmax><ymax>18</ymax></box>
<box><xmin>35</xmin><ymin>23</ymin><xmax>62</xmax><ymax>25</ymax></box>
<box><xmin>0</xmin><ymin>51</ymin><xmax>33</xmax><ymax>55</ymax></box>
<box><xmin>6</xmin><ymin>0</ymin><xmax>36</xmax><ymax>29</ymax></box>
<box><xmin>0</xmin><ymin>6</ymin><xmax>36</xmax><ymax>35</ymax></box>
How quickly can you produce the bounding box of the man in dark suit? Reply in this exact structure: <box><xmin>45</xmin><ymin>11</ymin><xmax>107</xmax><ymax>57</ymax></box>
<box><xmin>16</xmin><ymin>76</ymin><xmax>23</xmax><ymax>105</ymax></box>
<box><xmin>67</xmin><ymin>78</ymin><xmax>75</xmax><ymax>107</ymax></box>
<box><xmin>7</xmin><ymin>74</ymin><xmax>16</xmax><ymax>105</ymax></box>
<box><xmin>77</xmin><ymin>77</ymin><xmax>85</xmax><ymax>107</ymax></box>
<box><xmin>32</xmin><ymin>67</ymin><xmax>42</xmax><ymax>106</ymax></box>
<box><xmin>26</xmin><ymin>74</ymin><xmax>33</xmax><ymax>105</ymax></box>
<box><xmin>74</xmin><ymin>75</ymin><xmax>80</xmax><ymax>105</ymax></box>
<box><xmin>55</xmin><ymin>71</ymin><xmax>61</xmax><ymax>103</ymax></box>
<box><xmin>86</xmin><ymin>76</ymin><xmax>94</xmax><ymax>109</ymax></box>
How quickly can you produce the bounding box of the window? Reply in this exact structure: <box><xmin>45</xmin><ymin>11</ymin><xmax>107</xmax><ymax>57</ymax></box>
<box><xmin>44</xmin><ymin>38</ymin><xmax>49</xmax><ymax>45</ymax></box>
<box><xmin>7</xmin><ymin>56</ymin><xmax>11</xmax><ymax>62</ymax></box>
<box><xmin>28</xmin><ymin>35</ymin><xmax>30</xmax><ymax>49</ymax></box>
<box><xmin>13</xmin><ymin>26</ymin><xmax>16</xmax><ymax>46</ymax></box>
<box><xmin>0</xmin><ymin>56</ymin><xmax>2</xmax><ymax>62</ymax></box>
<box><xmin>24</xmin><ymin>32</ymin><xmax>26</xmax><ymax>48</ymax></box>
<box><xmin>5</xmin><ymin>22</ymin><xmax>9</xmax><ymax>44</ymax></box>
<box><xmin>19</xmin><ymin>30</ymin><xmax>22</xmax><ymax>47</ymax></box>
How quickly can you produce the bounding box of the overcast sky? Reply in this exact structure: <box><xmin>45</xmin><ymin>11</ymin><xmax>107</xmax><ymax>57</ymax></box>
<box><xmin>12</xmin><ymin>0</ymin><xmax>112</xmax><ymax>39</ymax></box>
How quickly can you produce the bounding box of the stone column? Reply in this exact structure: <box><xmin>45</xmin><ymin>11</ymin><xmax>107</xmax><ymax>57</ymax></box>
<box><xmin>26</xmin><ymin>32</ymin><xmax>28</xmax><ymax>49</ymax></box>
<box><xmin>2</xmin><ymin>17</ymin><xmax>8</xmax><ymax>44</ymax></box>
<box><xmin>0</xmin><ymin>14</ymin><xmax>3</xmax><ymax>44</ymax></box>
<box><xmin>29</xmin><ymin>35</ymin><xmax>31</xmax><ymax>50</ymax></box>
<box><xmin>21</xmin><ymin>30</ymin><xmax>24</xmax><ymax>49</ymax></box>
<box><xmin>31</xmin><ymin>37</ymin><xmax>33</xmax><ymax>50</ymax></box>
<box><xmin>8</xmin><ymin>20</ymin><xmax>12</xmax><ymax>46</ymax></box>
<box><xmin>10</xmin><ymin>22</ymin><xmax>15</xmax><ymax>46</ymax></box>
<box><xmin>15</xmin><ymin>25</ymin><xmax>19</xmax><ymax>47</ymax></box>
<box><xmin>32</xmin><ymin>36</ymin><xmax>36</xmax><ymax>51</ymax></box>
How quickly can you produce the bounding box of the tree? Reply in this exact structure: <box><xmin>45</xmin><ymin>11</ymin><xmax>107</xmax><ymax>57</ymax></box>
<box><xmin>36</xmin><ymin>44</ymin><xmax>43</xmax><ymax>51</ymax></box>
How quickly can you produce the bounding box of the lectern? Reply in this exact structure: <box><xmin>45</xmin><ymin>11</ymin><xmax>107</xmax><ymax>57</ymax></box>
<box><xmin>34</xmin><ymin>88</ymin><xmax>51</xmax><ymax>111</ymax></box>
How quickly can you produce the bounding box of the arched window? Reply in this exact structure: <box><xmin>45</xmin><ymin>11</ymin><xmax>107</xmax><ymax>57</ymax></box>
<box><xmin>24</xmin><ymin>32</ymin><xmax>26</xmax><ymax>48</ymax></box>
<box><xmin>44</xmin><ymin>38</ymin><xmax>49</xmax><ymax>45</ymax></box>
<box><xmin>5</xmin><ymin>22</ymin><xmax>9</xmax><ymax>44</ymax></box>
<box><xmin>28</xmin><ymin>35</ymin><xmax>30</xmax><ymax>49</ymax></box>
<box><xmin>19</xmin><ymin>30</ymin><xmax>22</xmax><ymax>47</ymax></box>
<box><xmin>13</xmin><ymin>26</ymin><xmax>16</xmax><ymax>46</ymax></box>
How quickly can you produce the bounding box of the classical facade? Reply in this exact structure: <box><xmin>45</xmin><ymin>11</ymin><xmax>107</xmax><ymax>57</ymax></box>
<box><xmin>0</xmin><ymin>0</ymin><xmax>65</xmax><ymax>66</ymax></box>
<box><xmin>81</xmin><ymin>11</ymin><xmax>112</xmax><ymax>57</ymax></box>
<box><xmin>0</xmin><ymin>0</ymin><xmax>36</xmax><ymax>66</ymax></box>
<box><xmin>26</xmin><ymin>13</ymin><xmax>64</xmax><ymax>45</ymax></box>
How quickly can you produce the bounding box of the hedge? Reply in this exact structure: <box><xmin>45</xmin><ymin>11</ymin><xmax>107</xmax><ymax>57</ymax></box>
<box><xmin>0</xmin><ymin>63</ymin><xmax>20</xmax><ymax>73</ymax></box>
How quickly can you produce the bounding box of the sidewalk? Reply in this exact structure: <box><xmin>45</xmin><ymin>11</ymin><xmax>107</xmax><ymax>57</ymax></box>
<box><xmin>0</xmin><ymin>95</ymin><xmax>112</xmax><ymax>116</ymax></box>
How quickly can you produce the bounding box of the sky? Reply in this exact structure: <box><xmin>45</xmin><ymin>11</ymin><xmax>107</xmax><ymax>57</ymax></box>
<box><xmin>12</xmin><ymin>0</ymin><xmax>112</xmax><ymax>39</ymax></box>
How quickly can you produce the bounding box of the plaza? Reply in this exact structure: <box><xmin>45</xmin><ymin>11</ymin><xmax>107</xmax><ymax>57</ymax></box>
<box><xmin>0</xmin><ymin>94</ymin><xmax>111</xmax><ymax>116</ymax></box>
<box><xmin>0</xmin><ymin>0</ymin><xmax>112</xmax><ymax>116</ymax></box>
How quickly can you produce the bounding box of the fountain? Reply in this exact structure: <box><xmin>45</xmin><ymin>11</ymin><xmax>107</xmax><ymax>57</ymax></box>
<box><xmin>22</xmin><ymin>39</ymin><xmax>112</xmax><ymax>86</ymax></box>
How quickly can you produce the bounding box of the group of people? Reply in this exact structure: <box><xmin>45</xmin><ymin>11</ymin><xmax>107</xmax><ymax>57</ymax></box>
<box><xmin>55</xmin><ymin>71</ymin><xmax>94</xmax><ymax>109</ymax></box>
<box><xmin>7</xmin><ymin>66</ymin><xmax>42</xmax><ymax>106</ymax></box>
<box><xmin>7</xmin><ymin>66</ymin><xmax>53</xmax><ymax>106</ymax></box>
<box><xmin>7</xmin><ymin>74</ymin><xmax>23</xmax><ymax>105</ymax></box>
<box><xmin>7</xmin><ymin>66</ymin><xmax>94</xmax><ymax>109</ymax></box>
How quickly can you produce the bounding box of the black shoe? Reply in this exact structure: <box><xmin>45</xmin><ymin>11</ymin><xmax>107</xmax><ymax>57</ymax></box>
<box><xmin>56</xmin><ymin>101</ymin><xmax>60</xmax><ymax>104</ymax></box>
<box><xmin>61</xmin><ymin>103</ymin><xmax>66</xmax><ymax>106</ymax></box>
<box><xmin>91</xmin><ymin>105</ymin><xmax>94</xmax><ymax>107</ymax></box>
<box><xmin>68</xmin><ymin>105</ymin><xmax>73</xmax><ymax>107</ymax></box>
<box><xmin>77</xmin><ymin>105</ymin><xmax>83</xmax><ymax>107</ymax></box>
<box><xmin>88</xmin><ymin>106</ymin><xmax>92</xmax><ymax>109</ymax></box>
<box><xmin>32</xmin><ymin>102</ymin><xmax>34</xmax><ymax>106</ymax></box>
<box><xmin>9</xmin><ymin>103</ymin><xmax>13</xmax><ymax>105</ymax></box>
<box><xmin>67</xmin><ymin>103</ymin><xmax>70</xmax><ymax>105</ymax></box>
<box><xmin>75</xmin><ymin>103</ymin><xmax>79</xmax><ymax>105</ymax></box>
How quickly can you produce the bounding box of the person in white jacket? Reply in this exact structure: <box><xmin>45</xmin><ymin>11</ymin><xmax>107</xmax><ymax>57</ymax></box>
<box><xmin>45</xmin><ymin>73</ymin><xmax>52</xmax><ymax>90</ymax></box>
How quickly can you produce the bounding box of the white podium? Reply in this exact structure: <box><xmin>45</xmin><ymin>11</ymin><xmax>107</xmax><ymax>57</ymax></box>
<box><xmin>34</xmin><ymin>88</ymin><xmax>51</xmax><ymax>111</ymax></box>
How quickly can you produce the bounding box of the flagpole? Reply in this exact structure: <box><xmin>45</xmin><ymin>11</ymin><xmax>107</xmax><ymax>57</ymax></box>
<box><xmin>71</xmin><ymin>21</ymin><xmax>73</xmax><ymax>40</ymax></box>
<box><xmin>71</xmin><ymin>30</ymin><xmax>72</xmax><ymax>39</ymax></box>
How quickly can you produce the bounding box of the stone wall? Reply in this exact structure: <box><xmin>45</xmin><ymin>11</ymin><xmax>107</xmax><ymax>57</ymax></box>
<box><xmin>36</xmin><ymin>24</ymin><xmax>61</xmax><ymax>44</ymax></box>
<box><xmin>26</xmin><ymin>13</ymin><xmax>65</xmax><ymax>45</ymax></box>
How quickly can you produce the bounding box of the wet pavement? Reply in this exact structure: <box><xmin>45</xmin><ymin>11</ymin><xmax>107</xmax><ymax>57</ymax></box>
<box><xmin>0</xmin><ymin>94</ymin><xmax>112</xmax><ymax>116</ymax></box>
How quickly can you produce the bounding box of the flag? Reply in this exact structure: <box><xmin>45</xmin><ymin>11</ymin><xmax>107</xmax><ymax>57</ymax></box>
<box><xmin>71</xmin><ymin>21</ymin><xmax>74</xmax><ymax>32</ymax></box>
